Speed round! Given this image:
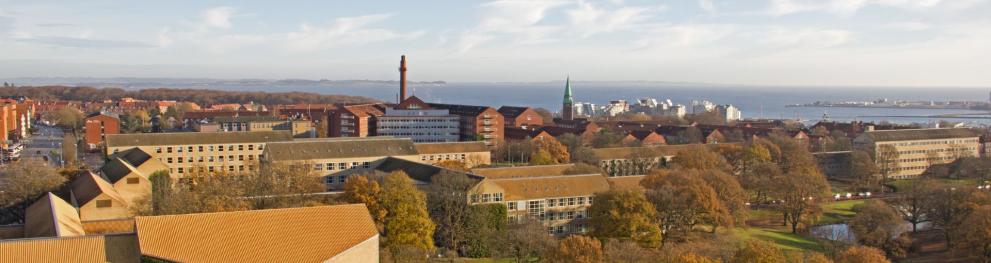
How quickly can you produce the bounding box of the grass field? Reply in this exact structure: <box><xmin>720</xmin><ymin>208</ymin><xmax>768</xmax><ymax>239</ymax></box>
<box><xmin>888</xmin><ymin>178</ymin><xmax>983</xmax><ymax>192</ymax></box>
<box><xmin>817</xmin><ymin>199</ymin><xmax>864</xmax><ymax>225</ymax></box>
<box><xmin>733</xmin><ymin>227</ymin><xmax>825</xmax><ymax>252</ymax></box>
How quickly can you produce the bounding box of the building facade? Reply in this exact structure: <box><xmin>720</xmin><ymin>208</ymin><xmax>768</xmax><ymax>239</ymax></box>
<box><xmin>84</xmin><ymin>113</ymin><xmax>121</xmax><ymax>150</ymax></box>
<box><xmin>105</xmin><ymin>131</ymin><xmax>294</xmax><ymax>177</ymax></box>
<box><xmin>853</xmin><ymin>128</ymin><xmax>981</xmax><ymax>179</ymax></box>
<box><xmin>376</xmin><ymin>97</ymin><xmax>460</xmax><ymax>143</ymax></box>
<box><xmin>428</xmin><ymin>103</ymin><xmax>504</xmax><ymax>146</ymax></box>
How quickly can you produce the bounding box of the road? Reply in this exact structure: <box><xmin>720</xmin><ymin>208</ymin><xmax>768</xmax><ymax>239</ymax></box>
<box><xmin>20</xmin><ymin>125</ymin><xmax>65</xmax><ymax>167</ymax></box>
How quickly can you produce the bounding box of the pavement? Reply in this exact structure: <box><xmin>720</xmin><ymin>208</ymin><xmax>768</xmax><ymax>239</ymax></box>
<box><xmin>19</xmin><ymin>125</ymin><xmax>65</xmax><ymax>167</ymax></box>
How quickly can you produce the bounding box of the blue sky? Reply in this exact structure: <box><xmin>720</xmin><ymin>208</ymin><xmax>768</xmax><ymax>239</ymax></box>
<box><xmin>0</xmin><ymin>0</ymin><xmax>989</xmax><ymax>87</ymax></box>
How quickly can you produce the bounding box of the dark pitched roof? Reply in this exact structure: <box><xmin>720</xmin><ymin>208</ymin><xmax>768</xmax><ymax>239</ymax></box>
<box><xmin>211</xmin><ymin>115</ymin><xmax>283</xmax><ymax>123</ymax></box>
<box><xmin>590</xmin><ymin>143</ymin><xmax>740</xmax><ymax>160</ymax></box>
<box><xmin>497</xmin><ymin>106</ymin><xmax>531</xmax><ymax>118</ymax></box>
<box><xmin>492</xmin><ymin>174</ymin><xmax>610</xmax><ymax>201</ymax></box>
<box><xmin>471</xmin><ymin>164</ymin><xmax>574</xmax><ymax>179</ymax></box>
<box><xmin>69</xmin><ymin>172</ymin><xmax>124</xmax><ymax>206</ymax></box>
<box><xmin>101</xmin><ymin>148</ymin><xmax>153</xmax><ymax>183</ymax></box>
<box><xmin>428</xmin><ymin>103</ymin><xmax>495</xmax><ymax>116</ymax></box>
<box><xmin>373</xmin><ymin>157</ymin><xmax>484</xmax><ymax>183</ymax></box>
<box><xmin>106</xmin><ymin>131</ymin><xmax>293</xmax><ymax>147</ymax></box>
<box><xmin>264</xmin><ymin>137</ymin><xmax>417</xmax><ymax>161</ymax></box>
<box><xmin>396</xmin><ymin>96</ymin><xmax>431</xmax><ymax>110</ymax></box>
<box><xmin>859</xmin><ymin>128</ymin><xmax>980</xmax><ymax>142</ymax></box>
<box><xmin>86</xmin><ymin>112</ymin><xmax>119</xmax><ymax>119</ymax></box>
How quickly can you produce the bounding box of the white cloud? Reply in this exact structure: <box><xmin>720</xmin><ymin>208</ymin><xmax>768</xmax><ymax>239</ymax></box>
<box><xmin>768</xmin><ymin>0</ymin><xmax>988</xmax><ymax>16</ymax></box>
<box><xmin>699</xmin><ymin>0</ymin><xmax>716</xmax><ymax>13</ymax></box>
<box><xmin>286</xmin><ymin>14</ymin><xmax>423</xmax><ymax>52</ymax></box>
<box><xmin>567</xmin><ymin>0</ymin><xmax>657</xmax><ymax>37</ymax></box>
<box><xmin>201</xmin><ymin>6</ymin><xmax>235</xmax><ymax>29</ymax></box>
<box><xmin>761</xmin><ymin>27</ymin><xmax>853</xmax><ymax>48</ymax></box>
<box><xmin>883</xmin><ymin>21</ymin><xmax>933</xmax><ymax>31</ymax></box>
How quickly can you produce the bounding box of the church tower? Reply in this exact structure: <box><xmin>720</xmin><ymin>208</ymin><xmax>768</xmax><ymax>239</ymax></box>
<box><xmin>562</xmin><ymin>76</ymin><xmax>574</xmax><ymax>121</ymax></box>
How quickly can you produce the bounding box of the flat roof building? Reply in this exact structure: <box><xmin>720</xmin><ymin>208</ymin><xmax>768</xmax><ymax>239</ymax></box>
<box><xmin>854</xmin><ymin>128</ymin><xmax>981</xmax><ymax>179</ymax></box>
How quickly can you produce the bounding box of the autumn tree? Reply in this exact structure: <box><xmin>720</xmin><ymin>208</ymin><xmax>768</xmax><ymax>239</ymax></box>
<box><xmin>849</xmin><ymin>150</ymin><xmax>881</xmax><ymax>192</ymax></box>
<box><xmin>671</xmin><ymin>145</ymin><xmax>732</xmax><ymax>172</ymax></box>
<box><xmin>929</xmin><ymin>184</ymin><xmax>987</xmax><ymax>247</ymax></box>
<box><xmin>889</xmin><ymin>178</ymin><xmax>936</xmax><ymax>232</ymax></box>
<box><xmin>774</xmin><ymin>171</ymin><xmax>831</xmax><ymax>233</ymax></box>
<box><xmin>731</xmin><ymin>240</ymin><xmax>786</xmax><ymax>263</ymax></box>
<box><xmin>531</xmin><ymin>138</ymin><xmax>570</xmax><ymax>164</ymax></box>
<box><xmin>834</xmin><ymin>246</ymin><xmax>890</xmax><ymax>263</ymax></box>
<box><xmin>239</xmin><ymin>163</ymin><xmax>326</xmax><ymax>210</ymax></box>
<box><xmin>0</xmin><ymin>160</ymin><xmax>66</xmax><ymax>224</ymax></box>
<box><xmin>491</xmin><ymin>219</ymin><xmax>555</xmax><ymax>263</ymax></box>
<box><xmin>700</xmin><ymin>169</ymin><xmax>748</xmax><ymax>228</ymax></box>
<box><xmin>550</xmin><ymin>235</ymin><xmax>603</xmax><ymax>263</ymax></box>
<box><xmin>343</xmin><ymin>175</ymin><xmax>387</xmax><ymax>227</ymax></box>
<box><xmin>43</xmin><ymin>107</ymin><xmax>85</xmax><ymax>131</ymax></box>
<box><xmin>602</xmin><ymin>240</ymin><xmax>658</xmax><ymax>262</ymax></box>
<box><xmin>952</xmin><ymin>205</ymin><xmax>991</xmax><ymax>261</ymax></box>
<box><xmin>849</xmin><ymin>200</ymin><xmax>905</xmax><ymax>257</ymax></box>
<box><xmin>641</xmin><ymin>169</ymin><xmax>728</xmax><ymax>242</ymax></box>
<box><xmin>587</xmin><ymin>190</ymin><xmax>662</xmax><ymax>248</ymax></box>
<box><xmin>380</xmin><ymin>171</ymin><xmax>436</xmax><ymax>254</ymax></box>
<box><xmin>626</xmin><ymin>147</ymin><xmax>661</xmax><ymax>176</ymax></box>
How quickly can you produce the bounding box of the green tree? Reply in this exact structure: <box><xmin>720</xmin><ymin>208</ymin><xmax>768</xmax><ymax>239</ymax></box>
<box><xmin>731</xmin><ymin>240</ymin><xmax>786</xmax><ymax>263</ymax></box>
<box><xmin>380</xmin><ymin>171</ymin><xmax>436</xmax><ymax>253</ymax></box>
<box><xmin>587</xmin><ymin>190</ymin><xmax>662</xmax><ymax>248</ymax></box>
<box><xmin>551</xmin><ymin>235</ymin><xmax>603</xmax><ymax>263</ymax></box>
<box><xmin>464</xmin><ymin>203</ymin><xmax>507</xmax><ymax>258</ymax></box>
<box><xmin>530</xmin><ymin>149</ymin><xmax>555</xmax><ymax>165</ymax></box>
<box><xmin>43</xmin><ymin>108</ymin><xmax>85</xmax><ymax>131</ymax></box>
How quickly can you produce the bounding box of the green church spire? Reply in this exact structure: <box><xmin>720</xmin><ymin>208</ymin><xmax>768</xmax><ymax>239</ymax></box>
<box><xmin>563</xmin><ymin>76</ymin><xmax>574</xmax><ymax>105</ymax></box>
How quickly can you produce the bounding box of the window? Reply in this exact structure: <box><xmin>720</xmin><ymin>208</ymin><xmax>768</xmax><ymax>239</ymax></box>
<box><xmin>167</xmin><ymin>147</ymin><xmax>173</xmax><ymax>153</ymax></box>
<box><xmin>568</xmin><ymin>197</ymin><xmax>576</xmax><ymax>206</ymax></box>
<box><xmin>327</xmin><ymin>163</ymin><xmax>336</xmax><ymax>171</ymax></box>
<box><xmin>177</xmin><ymin>147</ymin><xmax>183</xmax><ymax>153</ymax></box>
<box><xmin>547</xmin><ymin>199</ymin><xmax>556</xmax><ymax>208</ymax></box>
<box><xmin>325</xmin><ymin>176</ymin><xmax>335</xmax><ymax>184</ymax></box>
<box><xmin>338</xmin><ymin>175</ymin><xmax>347</xmax><ymax>183</ymax></box>
<box><xmin>238</xmin><ymin>155</ymin><xmax>244</xmax><ymax>161</ymax></box>
<box><xmin>228</xmin><ymin>145</ymin><xmax>234</xmax><ymax>151</ymax></box>
<box><xmin>315</xmin><ymin>164</ymin><xmax>324</xmax><ymax>171</ymax></box>
<box><xmin>339</xmin><ymin>163</ymin><xmax>346</xmax><ymax>170</ymax></box>
<box><xmin>363</xmin><ymin>161</ymin><xmax>370</xmax><ymax>169</ymax></box>
<box><xmin>218</xmin><ymin>145</ymin><xmax>224</xmax><ymax>152</ymax></box>
<box><xmin>198</xmin><ymin>146</ymin><xmax>204</xmax><ymax>152</ymax></box>
<box><xmin>177</xmin><ymin>167</ymin><xmax>184</xmax><ymax>174</ymax></box>
<box><xmin>208</xmin><ymin>166</ymin><xmax>215</xmax><ymax>172</ymax></box>
<box><xmin>238</xmin><ymin>145</ymin><xmax>244</xmax><ymax>151</ymax></box>
<box><xmin>248</xmin><ymin>145</ymin><xmax>254</xmax><ymax>150</ymax></box>
<box><xmin>229</xmin><ymin>166</ymin><xmax>235</xmax><ymax>172</ymax></box>
<box><xmin>198</xmin><ymin>156</ymin><xmax>204</xmax><ymax>163</ymax></box>
<box><xmin>188</xmin><ymin>157</ymin><xmax>193</xmax><ymax>163</ymax></box>
<box><xmin>126</xmin><ymin>178</ymin><xmax>139</xmax><ymax>184</ymax></box>
<box><xmin>471</xmin><ymin>194</ymin><xmax>480</xmax><ymax>203</ymax></box>
<box><xmin>482</xmin><ymin>193</ymin><xmax>491</xmax><ymax>203</ymax></box>
<box><xmin>167</xmin><ymin>157</ymin><xmax>173</xmax><ymax>164</ymax></box>
<box><xmin>177</xmin><ymin>158</ymin><xmax>183</xmax><ymax>163</ymax></box>
<box><xmin>578</xmin><ymin>197</ymin><xmax>586</xmax><ymax>205</ymax></box>
<box><xmin>494</xmin><ymin>193</ymin><xmax>503</xmax><ymax>202</ymax></box>
<box><xmin>209</xmin><ymin>145</ymin><xmax>214</xmax><ymax>151</ymax></box>
<box><xmin>508</xmin><ymin>202</ymin><xmax>517</xmax><ymax>211</ymax></box>
<box><xmin>156</xmin><ymin>147</ymin><xmax>162</xmax><ymax>153</ymax></box>
<box><xmin>96</xmin><ymin>200</ymin><xmax>112</xmax><ymax>208</ymax></box>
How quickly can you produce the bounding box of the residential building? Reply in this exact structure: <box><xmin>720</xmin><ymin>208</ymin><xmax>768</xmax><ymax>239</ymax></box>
<box><xmin>329</xmin><ymin>104</ymin><xmax>385</xmax><ymax>138</ymax></box>
<box><xmin>376</xmin><ymin>97</ymin><xmax>460</xmax><ymax>143</ymax></box>
<box><xmin>66</xmin><ymin>172</ymin><xmax>130</xmax><ymax>221</ymax></box>
<box><xmin>498</xmin><ymin>106</ymin><xmax>544</xmax><ymax>129</ymax></box>
<box><xmin>84</xmin><ymin>112</ymin><xmax>121</xmax><ymax>150</ymax></box>
<box><xmin>210</xmin><ymin>115</ymin><xmax>314</xmax><ymax>138</ymax></box>
<box><xmin>105</xmin><ymin>131</ymin><xmax>294</xmax><ymax>177</ymax></box>
<box><xmin>603</xmin><ymin>100</ymin><xmax>629</xmax><ymax>117</ymax></box>
<box><xmin>428</xmin><ymin>103</ymin><xmax>504</xmax><ymax>146</ymax></box>
<box><xmin>716</xmin><ymin>104</ymin><xmax>743</xmax><ymax>121</ymax></box>
<box><xmin>853</xmin><ymin>128</ymin><xmax>981</xmax><ymax>179</ymax></box>
<box><xmin>100</xmin><ymin>148</ymin><xmax>169</xmax><ymax>205</ymax></box>
<box><xmin>262</xmin><ymin>137</ymin><xmax>490</xmax><ymax>189</ymax></box>
<box><xmin>591</xmin><ymin>143</ymin><xmax>739</xmax><ymax>176</ymax></box>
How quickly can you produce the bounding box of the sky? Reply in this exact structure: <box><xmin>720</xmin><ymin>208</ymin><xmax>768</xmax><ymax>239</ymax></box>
<box><xmin>0</xmin><ymin>0</ymin><xmax>989</xmax><ymax>87</ymax></box>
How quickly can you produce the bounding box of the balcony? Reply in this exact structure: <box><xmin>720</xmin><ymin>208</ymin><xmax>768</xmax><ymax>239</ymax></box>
<box><xmin>482</xmin><ymin>121</ymin><xmax>493</xmax><ymax>126</ymax></box>
<box><xmin>482</xmin><ymin>114</ymin><xmax>493</xmax><ymax>119</ymax></box>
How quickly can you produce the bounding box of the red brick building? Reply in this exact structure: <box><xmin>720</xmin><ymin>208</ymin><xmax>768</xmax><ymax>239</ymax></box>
<box><xmin>621</xmin><ymin>130</ymin><xmax>667</xmax><ymax>146</ymax></box>
<box><xmin>328</xmin><ymin>104</ymin><xmax>385</xmax><ymax>138</ymax></box>
<box><xmin>428</xmin><ymin>103</ymin><xmax>504</xmax><ymax>146</ymax></box>
<box><xmin>497</xmin><ymin>106</ymin><xmax>543</xmax><ymax>129</ymax></box>
<box><xmin>84</xmin><ymin>113</ymin><xmax>121</xmax><ymax>150</ymax></box>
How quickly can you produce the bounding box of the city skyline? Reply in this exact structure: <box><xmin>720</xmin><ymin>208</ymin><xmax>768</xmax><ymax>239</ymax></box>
<box><xmin>0</xmin><ymin>0</ymin><xmax>989</xmax><ymax>87</ymax></box>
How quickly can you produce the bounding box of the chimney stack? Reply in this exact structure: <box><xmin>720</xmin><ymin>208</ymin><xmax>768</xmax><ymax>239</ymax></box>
<box><xmin>399</xmin><ymin>55</ymin><xmax>408</xmax><ymax>103</ymax></box>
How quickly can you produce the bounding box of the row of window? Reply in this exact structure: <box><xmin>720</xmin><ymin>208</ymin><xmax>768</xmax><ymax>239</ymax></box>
<box><xmin>471</xmin><ymin>193</ymin><xmax>505</xmax><ymax>203</ymax></box>
<box><xmin>897</xmin><ymin>156</ymin><xmax>957</xmax><ymax>163</ymax></box>
<box><xmin>896</xmin><ymin>147</ymin><xmax>976</xmax><ymax>155</ymax></box>
<box><xmin>163</xmin><ymin>154</ymin><xmax>259</xmax><ymax>164</ymax></box>
<box><xmin>171</xmin><ymin>165</ymin><xmax>255</xmax><ymax>174</ymax></box>
<box><xmin>379</xmin><ymin>119</ymin><xmax>457</xmax><ymax>123</ymax></box>
<box><xmin>155</xmin><ymin>144</ymin><xmax>264</xmax><ymax>154</ymax></box>
<box><xmin>314</xmin><ymin>162</ymin><xmax>371</xmax><ymax>171</ymax></box>
<box><xmin>421</xmin><ymin>154</ymin><xmax>468</xmax><ymax>162</ymax></box>
<box><xmin>891</xmin><ymin>139</ymin><xmax>978</xmax><ymax>147</ymax></box>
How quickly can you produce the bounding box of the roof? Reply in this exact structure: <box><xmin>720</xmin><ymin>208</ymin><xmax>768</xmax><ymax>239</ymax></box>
<box><xmin>211</xmin><ymin>115</ymin><xmax>283</xmax><ymax>123</ymax></box>
<box><xmin>24</xmin><ymin>193</ymin><xmax>85</xmax><ymax>238</ymax></box>
<box><xmin>374</xmin><ymin>157</ymin><xmax>484</xmax><ymax>183</ymax></box>
<box><xmin>85</xmin><ymin>112</ymin><xmax>119</xmax><ymax>120</ymax></box>
<box><xmin>859</xmin><ymin>128</ymin><xmax>980</xmax><ymax>142</ymax></box>
<box><xmin>428</xmin><ymin>103</ymin><xmax>495</xmax><ymax>116</ymax></box>
<box><xmin>497</xmin><ymin>106</ymin><xmax>532</xmax><ymax>118</ymax></box>
<box><xmin>471</xmin><ymin>164</ymin><xmax>574</xmax><ymax>179</ymax></box>
<box><xmin>396</xmin><ymin>96</ymin><xmax>431</xmax><ymax>109</ymax></box>
<box><xmin>106</xmin><ymin>130</ymin><xmax>293</xmax><ymax>148</ymax></box>
<box><xmin>415</xmin><ymin>141</ymin><xmax>489</xmax><ymax>154</ymax></box>
<box><xmin>342</xmin><ymin>104</ymin><xmax>385</xmax><ymax>118</ymax></box>
<box><xmin>101</xmin><ymin>148</ymin><xmax>153</xmax><ymax>183</ymax></box>
<box><xmin>0</xmin><ymin>234</ymin><xmax>140</xmax><ymax>263</ymax></box>
<box><xmin>264</xmin><ymin>137</ymin><xmax>417</xmax><ymax>161</ymax></box>
<box><xmin>69</xmin><ymin>172</ymin><xmax>125</xmax><ymax>206</ymax></box>
<box><xmin>81</xmin><ymin>219</ymin><xmax>136</xmax><ymax>235</ymax></box>
<box><xmin>606</xmin><ymin>175</ymin><xmax>646</xmax><ymax>191</ymax></box>
<box><xmin>134</xmin><ymin>204</ymin><xmax>378</xmax><ymax>263</ymax></box>
<box><xmin>491</xmin><ymin>174</ymin><xmax>610</xmax><ymax>201</ymax></box>
<box><xmin>590</xmin><ymin>143</ymin><xmax>738</xmax><ymax>160</ymax></box>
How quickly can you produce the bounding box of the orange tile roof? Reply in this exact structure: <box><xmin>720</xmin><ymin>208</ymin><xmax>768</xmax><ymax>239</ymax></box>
<box><xmin>491</xmin><ymin>174</ymin><xmax>610</xmax><ymax>201</ymax></box>
<box><xmin>0</xmin><ymin>234</ymin><xmax>140</xmax><ymax>263</ymax></box>
<box><xmin>606</xmin><ymin>175</ymin><xmax>646</xmax><ymax>191</ymax></box>
<box><xmin>472</xmin><ymin>164</ymin><xmax>575</xmax><ymax>179</ymax></box>
<box><xmin>134</xmin><ymin>204</ymin><xmax>378</xmax><ymax>263</ymax></box>
<box><xmin>81</xmin><ymin>219</ymin><xmax>135</xmax><ymax>235</ymax></box>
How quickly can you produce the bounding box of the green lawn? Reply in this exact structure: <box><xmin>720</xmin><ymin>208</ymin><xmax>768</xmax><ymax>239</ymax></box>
<box><xmin>888</xmin><ymin>178</ymin><xmax>983</xmax><ymax>192</ymax></box>
<box><xmin>733</xmin><ymin>227</ymin><xmax>824</xmax><ymax>252</ymax></box>
<box><xmin>828</xmin><ymin>180</ymin><xmax>854</xmax><ymax>195</ymax></box>
<box><xmin>817</xmin><ymin>200</ymin><xmax>864</xmax><ymax>225</ymax></box>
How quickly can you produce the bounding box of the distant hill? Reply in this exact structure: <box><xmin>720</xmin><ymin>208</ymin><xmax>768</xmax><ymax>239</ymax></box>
<box><xmin>0</xmin><ymin>86</ymin><xmax>381</xmax><ymax>106</ymax></box>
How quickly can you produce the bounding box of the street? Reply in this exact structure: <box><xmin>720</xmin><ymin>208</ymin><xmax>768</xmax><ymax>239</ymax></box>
<box><xmin>20</xmin><ymin>125</ymin><xmax>64</xmax><ymax>167</ymax></box>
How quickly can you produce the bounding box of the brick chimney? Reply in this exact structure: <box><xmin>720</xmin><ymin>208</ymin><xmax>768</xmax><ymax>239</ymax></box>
<box><xmin>399</xmin><ymin>55</ymin><xmax>408</xmax><ymax>103</ymax></box>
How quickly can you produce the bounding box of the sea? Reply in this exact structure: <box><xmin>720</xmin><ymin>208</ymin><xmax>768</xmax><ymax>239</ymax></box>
<box><xmin>257</xmin><ymin>82</ymin><xmax>991</xmax><ymax>127</ymax></box>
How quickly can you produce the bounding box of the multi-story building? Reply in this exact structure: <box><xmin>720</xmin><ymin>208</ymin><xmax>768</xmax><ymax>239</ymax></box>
<box><xmin>428</xmin><ymin>103</ymin><xmax>504</xmax><ymax>146</ymax></box>
<box><xmin>376</xmin><ymin>97</ymin><xmax>460</xmax><ymax>143</ymax></box>
<box><xmin>208</xmin><ymin>115</ymin><xmax>314</xmax><ymax>138</ymax></box>
<box><xmin>716</xmin><ymin>104</ymin><xmax>743</xmax><ymax>121</ymax></box>
<box><xmin>262</xmin><ymin>137</ymin><xmax>490</xmax><ymax>189</ymax></box>
<box><xmin>498</xmin><ymin>106</ymin><xmax>544</xmax><ymax>129</ymax></box>
<box><xmin>853</xmin><ymin>128</ymin><xmax>981</xmax><ymax>179</ymax></box>
<box><xmin>813</xmin><ymin>151</ymin><xmax>853</xmax><ymax>178</ymax></box>
<box><xmin>105</xmin><ymin>131</ymin><xmax>294</xmax><ymax>177</ymax></box>
<box><xmin>84</xmin><ymin>112</ymin><xmax>121</xmax><ymax>150</ymax></box>
<box><xmin>328</xmin><ymin>104</ymin><xmax>385</xmax><ymax>138</ymax></box>
<box><xmin>591</xmin><ymin>143</ymin><xmax>739</xmax><ymax>177</ymax></box>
